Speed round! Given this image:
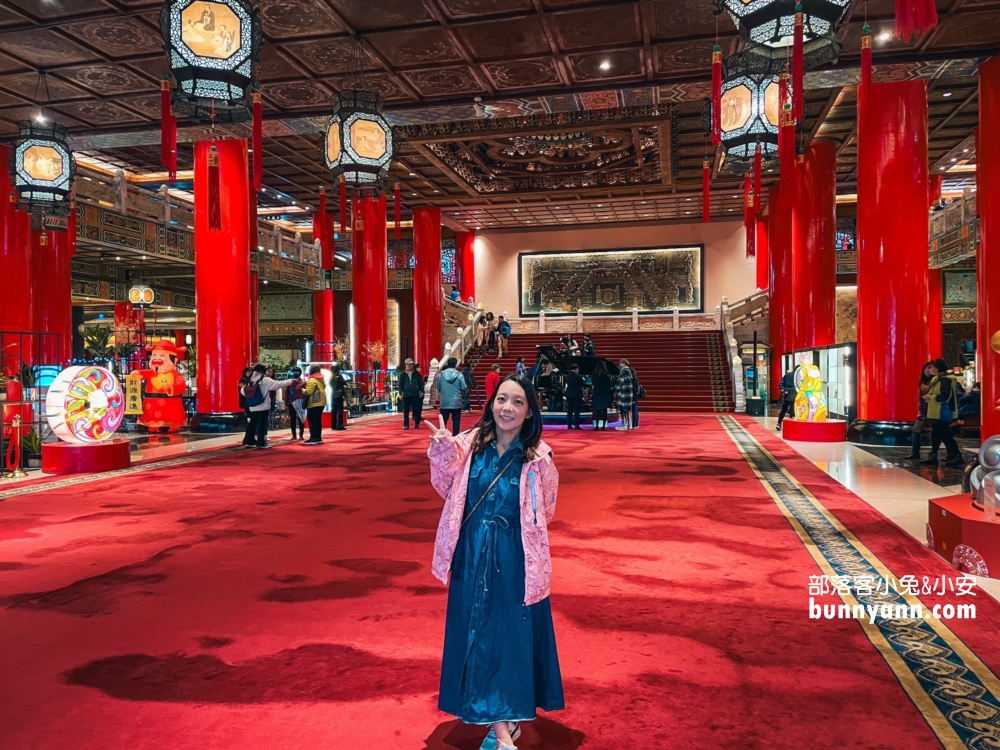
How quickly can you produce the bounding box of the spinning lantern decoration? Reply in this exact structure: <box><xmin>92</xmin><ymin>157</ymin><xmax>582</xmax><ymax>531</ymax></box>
<box><xmin>9</xmin><ymin>119</ymin><xmax>75</xmax><ymax>217</ymax></box>
<box><xmin>128</xmin><ymin>284</ymin><xmax>155</xmax><ymax>306</ymax></box>
<box><xmin>45</xmin><ymin>366</ymin><xmax>126</xmax><ymax>445</ymax></box>
<box><xmin>703</xmin><ymin>59</ymin><xmax>779</xmax><ymax>175</ymax></box>
<box><xmin>160</xmin><ymin>0</ymin><xmax>261</xmax><ymax>123</ymax></box>
<box><xmin>321</xmin><ymin>35</ymin><xmax>397</xmax><ymax>192</ymax></box>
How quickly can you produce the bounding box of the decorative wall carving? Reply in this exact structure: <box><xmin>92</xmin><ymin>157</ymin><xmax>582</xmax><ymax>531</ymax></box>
<box><xmin>943</xmin><ymin>270</ymin><xmax>977</xmax><ymax>306</ymax></box>
<box><xmin>260</xmin><ymin>293</ymin><xmax>313</xmax><ymax>321</ymax></box>
<box><xmin>519</xmin><ymin>246</ymin><xmax>703</xmax><ymax>316</ymax></box>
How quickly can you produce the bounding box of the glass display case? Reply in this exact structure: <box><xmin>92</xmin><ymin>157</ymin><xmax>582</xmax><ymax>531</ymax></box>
<box><xmin>739</xmin><ymin>342</ymin><xmax>771</xmax><ymax>401</ymax></box>
<box><xmin>783</xmin><ymin>343</ymin><xmax>857</xmax><ymax>423</ymax></box>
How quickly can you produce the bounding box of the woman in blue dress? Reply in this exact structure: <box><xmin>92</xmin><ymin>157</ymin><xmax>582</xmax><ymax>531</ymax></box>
<box><xmin>425</xmin><ymin>374</ymin><xmax>564</xmax><ymax>750</ymax></box>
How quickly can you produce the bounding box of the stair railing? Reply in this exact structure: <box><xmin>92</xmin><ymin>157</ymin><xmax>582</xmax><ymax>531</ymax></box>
<box><xmin>425</xmin><ymin>295</ymin><xmax>482</xmax><ymax>408</ymax></box>
<box><xmin>719</xmin><ymin>296</ymin><xmax>746</xmax><ymax>413</ymax></box>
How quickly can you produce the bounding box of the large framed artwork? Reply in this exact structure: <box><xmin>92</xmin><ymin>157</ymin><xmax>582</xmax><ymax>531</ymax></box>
<box><xmin>942</xmin><ymin>270</ymin><xmax>976</xmax><ymax>307</ymax></box>
<box><xmin>518</xmin><ymin>245</ymin><xmax>704</xmax><ymax>316</ymax></box>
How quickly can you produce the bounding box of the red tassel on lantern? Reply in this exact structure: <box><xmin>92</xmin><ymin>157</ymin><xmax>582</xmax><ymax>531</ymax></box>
<box><xmin>711</xmin><ymin>45</ymin><xmax>723</xmax><ymax>147</ymax></box>
<box><xmin>208</xmin><ymin>143</ymin><xmax>221</xmax><ymax>231</ymax></box>
<box><xmin>393</xmin><ymin>181</ymin><xmax>401</xmax><ymax>241</ymax></box>
<box><xmin>317</xmin><ymin>182</ymin><xmax>327</xmax><ymax>253</ymax></box>
<box><xmin>753</xmin><ymin>141</ymin><xmax>762</xmax><ymax>214</ymax></box>
<box><xmin>339</xmin><ymin>175</ymin><xmax>347</xmax><ymax>235</ymax></box>
<box><xmin>252</xmin><ymin>84</ymin><xmax>262</xmax><ymax>192</ymax></box>
<box><xmin>895</xmin><ymin>0</ymin><xmax>938</xmax><ymax>41</ymax></box>
<box><xmin>860</xmin><ymin>25</ymin><xmax>872</xmax><ymax>128</ymax></box>
<box><xmin>161</xmin><ymin>76</ymin><xmax>177</xmax><ymax>183</ymax></box>
<box><xmin>779</xmin><ymin>75</ymin><xmax>796</xmax><ymax>185</ymax></box>
<box><xmin>793</xmin><ymin>4</ymin><xmax>804</xmax><ymax>123</ymax></box>
<box><xmin>702</xmin><ymin>157</ymin><xmax>711</xmax><ymax>223</ymax></box>
<box><xmin>744</xmin><ymin>175</ymin><xmax>756</xmax><ymax>258</ymax></box>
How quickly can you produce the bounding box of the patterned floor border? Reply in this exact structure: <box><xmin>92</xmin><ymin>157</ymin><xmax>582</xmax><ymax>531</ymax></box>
<box><xmin>0</xmin><ymin>415</ymin><xmax>397</xmax><ymax>502</ymax></box>
<box><xmin>719</xmin><ymin>415</ymin><xmax>1000</xmax><ymax>749</ymax></box>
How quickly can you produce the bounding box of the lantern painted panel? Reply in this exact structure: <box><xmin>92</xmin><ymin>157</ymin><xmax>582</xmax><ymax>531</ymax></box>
<box><xmin>321</xmin><ymin>90</ymin><xmax>397</xmax><ymax>190</ymax></box>
<box><xmin>9</xmin><ymin>121</ymin><xmax>75</xmax><ymax>217</ymax></box>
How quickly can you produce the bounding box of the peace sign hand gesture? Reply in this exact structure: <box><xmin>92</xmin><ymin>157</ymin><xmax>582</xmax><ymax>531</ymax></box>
<box><xmin>423</xmin><ymin>414</ymin><xmax>454</xmax><ymax>444</ymax></box>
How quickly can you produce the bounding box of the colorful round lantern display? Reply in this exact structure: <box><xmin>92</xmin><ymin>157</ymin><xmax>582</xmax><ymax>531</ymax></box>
<box><xmin>45</xmin><ymin>366</ymin><xmax>126</xmax><ymax>445</ymax></box>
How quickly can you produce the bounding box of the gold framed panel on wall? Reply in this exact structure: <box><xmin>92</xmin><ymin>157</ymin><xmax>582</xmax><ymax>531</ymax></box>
<box><xmin>518</xmin><ymin>245</ymin><xmax>705</xmax><ymax>316</ymax></box>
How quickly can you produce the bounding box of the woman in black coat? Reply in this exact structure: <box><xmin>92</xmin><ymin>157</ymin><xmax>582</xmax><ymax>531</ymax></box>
<box><xmin>591</xmin><ymin>360</ymin><xmax>613</xmax><ymax>431</ymax></box>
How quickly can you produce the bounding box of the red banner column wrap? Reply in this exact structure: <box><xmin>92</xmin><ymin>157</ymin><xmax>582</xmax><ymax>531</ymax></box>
<box><xmin>455</xmin><ymin>230</ymin><xmax>475</xmax><ymax>304</ymax></box>
<box><xmin>355</xmin><ymin>196</ymin><xmax>387</xmax><ymax>375</ymax></box>
<box><xmin>194</xmin><ymin>139</ymin><xmax>251</xmax><ymax>414</ymax></box>
<box><xmin>856</xmin><ymin>81</ymin><xmax>930</xmax><ymax>425</ymax></box>
<box><xmin>755</xmin><ymin>216</ymin><xmax>769</xmax><ymax>291</ymax></box>
<box><xmin>313</xmin><ymin>289</ymin><xmax>335</xmax><ymax>362</ymax></box>
<box><xmin>979</xmin><ymin>55</ymin><xmax>1000</xmax><ymax>441</ymax></box>
<box><xmin>927</xmin><ymin>174</ymin><xmax>943</xmax><ymax>359</ymax></box>
<box><xmin>31</xmin><ymin>228</ymin><xmax>72</xmax><ymax>366</ymax></box>
<box><xmin>0</xmin><ymin>145</ymin><xmax>32</xmax><ymax>362</ymax></box>
<box><xmin>414</xmin><ymin>207</ymin><xmax>443</xmax><ymax>371</ymax></box>
<box><xmin>768</xmin><ymin>184</ymin><xmax>793</xmax><ymax>398</ymax></box>
<box><xmin>792</xmin><ymin>141</ymin><xmax>837</xmax><ymax>349</ymax></box>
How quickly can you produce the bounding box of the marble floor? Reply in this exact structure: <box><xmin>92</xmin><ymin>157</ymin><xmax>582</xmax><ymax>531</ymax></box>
<box><xmin>753</xmin><ymin>414</ymin><xmax>1000</xmax><ymax>602</ymax></box>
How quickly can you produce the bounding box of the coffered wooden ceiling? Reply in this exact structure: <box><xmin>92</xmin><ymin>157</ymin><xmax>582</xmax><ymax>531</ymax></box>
<box><xmin>0</xmin><ymin>0</ymin><xmax>996</xmax><ymax>228</ymax></box>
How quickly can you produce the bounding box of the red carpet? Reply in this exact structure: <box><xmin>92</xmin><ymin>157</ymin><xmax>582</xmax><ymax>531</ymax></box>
<box><xmin>1</xmin><ymin>415</ymin><xmax>999</xmax><ymax>748</ymax></box>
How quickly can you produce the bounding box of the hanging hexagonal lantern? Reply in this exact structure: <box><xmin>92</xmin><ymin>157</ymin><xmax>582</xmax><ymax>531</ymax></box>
<box><xmin>160</xmin><ymin>0</ymin><xmax>261</xmax><ymax>123</ymax></box>
<box><xmin>9</xmin><ymin>119</ymin><xmax>75</xmax><ymax>217</ymax></box>
<box><xmin>321</xmin><ymin>89</ymin><xmax>396</xmax><ymax>191</ymax></box>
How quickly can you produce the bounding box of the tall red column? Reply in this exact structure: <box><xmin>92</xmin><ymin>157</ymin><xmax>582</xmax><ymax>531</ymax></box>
<box><xmin>755</xmin><ymin>216</ymin><xmax>769</xmax><ymax>292</ymax></box>
<box><xmin>414</xmin><ymin>207</ymin><xmax>443</xmax><ymax>370</ymax></box>
<box><xmin>0</xmin><ymin>145</ymin><xmax>33</xmax><ymax>367</ymax></box>
<box><xmin>926</xmin><ymin>174</ymin><xmax>944</xmax><ymax>359</ymax></box>
<box><xmin>355</xmin><ymin>195</ymin><xmax>387</xmax><ymax>374</ymax></box>
<box><xmin>791</xmin><ymin>141</ymin><xmax>837</xmax><ymax>349</ymax></box>
<box><xmin>312</xmin><ymin>205</ymin><xmax>334</xmax><ymax>361</ymax></box>
<box><xmin>768</xmin><ymin>184</ymin><xmax>792</xmax><ymax>397</ymax></box>
<box><xmin>979</xmin><ymin>55</ymin><xmax>1000</xmax><ymax>441</ymax></box>
<box><xmin>455</xmin><ymin>230</ymin><xmax>475</xmax><ymax>304</ymax></box>
<box><xmin>193</xmin><ymin>139</ymin><xmax>251</xmax><ymax>416</ymax></box>
<box><xmin>31</xmin><ymin>227</ymin><xmax>72</xmax><ymax>366</ymax></box>
<box><xmin>249</xmin><ymin>271</ymin><xmax>260</xmax><ymax>361</ymax></box>
<box><xmin>855</xmin><ymin>81</ymin><xmax>929</xmax><ymax>434</ymax></box>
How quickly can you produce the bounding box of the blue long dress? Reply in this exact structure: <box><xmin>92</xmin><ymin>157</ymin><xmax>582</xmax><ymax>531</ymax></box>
<box><xmin>439</xmin><ymin>440</ymin><xmax>564</xmax><ymax>724</ymax></box>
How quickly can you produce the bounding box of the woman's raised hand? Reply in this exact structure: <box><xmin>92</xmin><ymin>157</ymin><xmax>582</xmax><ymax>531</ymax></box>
<box><xmin>423</xmin><ymin>414</ymin><xmax>454</xmax><ymax>444</ymax></box>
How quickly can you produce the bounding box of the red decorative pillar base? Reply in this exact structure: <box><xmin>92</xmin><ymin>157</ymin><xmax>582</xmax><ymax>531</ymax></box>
<box><xmin>979</xmin><ymin>55</ymin><xmax>1000</xmax><ymax>441</ymax></box>
<box><xmin>850</xmin><ymin>81</ymin><xmax>930</xmax><ymax>445</ymax></box>
<box><xmin>414</xmin><ymin>207</ymin><xmax>443</xmax><ymax>370</ymax></box>
<box><xmin>191</xmin><ymin>139</ymin><xmax>252</xmax><ymax>431</ymax></box>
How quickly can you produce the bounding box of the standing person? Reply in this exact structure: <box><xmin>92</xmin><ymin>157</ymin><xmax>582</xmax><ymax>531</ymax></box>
<box><xmin>400</xmin><ymin>358</ymin><xmax>425</xmax><ymax>431</ymax></box>
<box><xmin>238</xmin><ymin>366</ymin><xmax>252</xmax><ymax>423</ymax></box>
<box><xmin>435</xmin><ymin>358</ymin><xmax>468</xmax><ymax>435</ymax></box>
<box><xmin>425</xmin><ymin>374</ymin><xmax>564</xmax><ymax>749</ymax></box>
<box><xmin>614</xmin><ymin>358</ymin><xmax>635</xmax><ymax>431</ymax></box>
<box><xmin>515</xmin><ymin>356</ymin><xmax>527</xmax><ymax>378</ymax></box>
<box><xmin>776</xmin><ymin>368</ymin><xmax>796</xmax><ymax>431</ymax></box>
<box><xmin>461</xmin><ymin>363</ymin><xmax>477</xmax><ymax>413</ymax></box>
<box><xmin>476</xmin><ymin>313</ymin><xmax>489</xmax><ymax>350</ymax></box>
<box><xmin>907</xmin><ymin>361</ymin><xmax>936</xmax><ymax>460</ymax></box>
<box><xmin>285</xmin><ymin>367</ymin><xmax>305</xmax><ymax>440</ymax></box>
<box><xmin>485</xmin><ymin>363</ymin><xmax>502</xmax><ymax>404</ymax></box>
<box><xmin>591</xmin><ymin>360</ymin><xmax>613</xmax><ymax>431</ymax></box>
<box><xmin>496</xmin><ymin>315</ymin><xmax>511</xmax><ymax>359</ymax></box>
<box><xmin>922</xmin><ymin>358</ymin><xmax>964</xmax><ymax>467</ymax></box>
<box><xmin>484</xmin><ymin>312</ymin><xmax>497</xmax><ymax>353</ymax></box>
<box><xmin>241</xmin><ymin>364</ymin><xmax>297</xmax><ymax>448</ymax></box>
<box><xmin>959</xmin><ymin>381</ymin><xmax>981</xmax><ymax>417</ymax></box>
<box><xmin>330</xmin><ymin>364</ymin><xmax>348</xmax><ymax>431</ymax></box>
<box><xmin>582</xmin><ymin>334</ymin><xmax>595</xmax><ymax>357</ymax></box>
<box><xmin>450</xmin><ymin>285</ymin><xmax>461</xmax><ymax>302</ymax></box>
<box><xmin>630</xmin><ymin>365</ymin><xmax>644</xmax><ymax>430</ymax></box>
<box><xmin>564</xmin><ymin>363</ymin><xmax>585</xmax><ymax>430</ymax></box>
<box><xmin>302</xmin><ymin>365</ymin><xmax>327</xmax><ymax>444</ymax></box>
<box><xmin>264</xmin><ymin>366</ymin><xmax>279</xmax><ymax>430</ymax></box>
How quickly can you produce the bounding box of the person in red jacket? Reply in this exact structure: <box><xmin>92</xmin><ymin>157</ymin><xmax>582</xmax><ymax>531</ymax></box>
<box><xmin>485</xmin><ymin>364</ymin><xmax>502</xmax><ymax>404</ymax></box>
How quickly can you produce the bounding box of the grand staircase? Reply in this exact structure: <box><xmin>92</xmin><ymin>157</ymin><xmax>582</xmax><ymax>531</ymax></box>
<box><xmin>465</xmin><ymin>330</ymin><xmax>734</xmax><ymax>413</ymax></box>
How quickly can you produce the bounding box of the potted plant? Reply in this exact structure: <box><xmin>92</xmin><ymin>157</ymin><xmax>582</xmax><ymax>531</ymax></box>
<box><xmin>333</xmin><ymin>335</ymin><xmax>352</xmax><ymax>371</ymax></box>
<box><xmin>21</xmin><ymin>427</ymin><xmax>43</xmax><ymax>469</ymax></box>
<box><xmin>82</xmin><ymin>325</ymin><xmax>113</xmax><ymax>358</ymax></box>
<box><xmin>363</xmin><ymin>341</ymin><xmax>386</xmax><ymax>372</ymax></box>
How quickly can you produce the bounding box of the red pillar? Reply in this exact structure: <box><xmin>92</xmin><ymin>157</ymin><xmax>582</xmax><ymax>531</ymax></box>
<box><xmin>455</xmin><ymin>230</ymin><xmax>476</xmax><ymax>304</ymax></box>
<box><xmin>355</xmin><ymin>195</ymin><xmax>387</xmax><ymax>374</ymax></box>
<box><xmin>249</xmin><ymin>271</ymin><xmax>260</xmax><ymax>361</ymax></box>
<box><xmin>768</xmin><ymin>184</ymin><xmax>793</xmax><ymax>397</ymax></box>
<box><xmin>979</xmin><ymin>55</ymin><xmax>1000</xmax><ymax>441</ymax></box>
<box><xmin>31</xmin><ymin>227</ymin><xmax>72</xmax><ymax>366</ymax></box>
<box><xmin>0</xmin><ymin>145</ymin><xmax>33</xmax><ymax>367</ymax></box>
<box><xmin>791</xmin><ymin>141</ymin><xmax>837</xmax><ymax>349</ymax></box>
<box><xmin>414</xmin><ymin>207</ymin><xmax>443</xmax><ymax>370</ymax></box>
<box><xmin>755</xmin><ymin>217</ymin><xmax>769</xmax><ymax>292</ymax></box>
<box><xmin>926</xmin><ymin>174</ymin><xmax>944</xmax><ymax>360</ymax></box>
<box><xmin>313</xmin><ymin>289</ymin><xmax>335</xmax><ymax>361</ymax></box>
<box><xmin>194</xmin><ymin>139</ymin><xmax>251</xmax><ymax>415</ymax></box>
<box><xmin>856</xmin><ymin>81</ymin><xmax>929</xmax><ymax>428</ymax></box>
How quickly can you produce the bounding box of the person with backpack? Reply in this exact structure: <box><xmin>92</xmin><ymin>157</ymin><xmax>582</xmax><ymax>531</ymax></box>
<box><xmin>330</xmin><ymin>364</ymin><xmax>348</xmax><ymax>431</ymax></box>
<box><xmin>285</xmin><ymin>367</ymin><xmax>305</xmax><ymax>440</ymax></box>
<box><xmin>630</xmin><ymin>365</ymin><xmax>645</xmax><ymax>430</ymax></box>
<box><xmin>241</xmin><ymin>364</ymin><xmax>298</xmax><ymax>448</ymax></box>
<box><xmin>238</xmin><ymin>366</ymin><xmax>252</xmax><ymax>421</ymax></box>
<box><xmin>776</xmin><ymin>368</ymin><xmax>796</xmax><ymax>431</ymax></box>
<box><xmin>302</xmin><ymin>366</ymin><xmax>328</xmax><ymax>444</ymax></box>
<box><xmin>434</xmin><ymin>358</ymin><xmax>468</xmax><ymax>435</ymax></box>
<box><xmin>460</xmin><ymin>362</ymin><xmax>477</xmax><ymax>413</ymax></box>
<box><xmin>921</xmin><ymin>358</ymin><xmax>964</xmax><ymax>467</ymax></box>
<box><xmin>496</xmin><ymin>315</ymin><xmax>511</xmax><ymax>358</ymax></box>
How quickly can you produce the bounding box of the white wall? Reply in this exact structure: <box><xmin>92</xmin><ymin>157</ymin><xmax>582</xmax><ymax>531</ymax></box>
<box><xmin>473</xmin><ymin>220</ymin><xmax>755</xmax><ymax>318</ymax></box>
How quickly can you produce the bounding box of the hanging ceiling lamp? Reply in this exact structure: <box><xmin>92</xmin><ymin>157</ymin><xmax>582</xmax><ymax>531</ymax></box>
<box><xmin>321</xmin><ymin>35</ymin><xmax>397</xmax><ymax>192</ymax></box>
<box><xmin>703</xmin><ymin>57</ymin><xmax>779</xmax><ymax>175</ymax></box>
<box><xmin>8</xmin><ymin>73</ymin><xmax>75</xmax><ymax>218</ymax></box>
<box><xmin>713</xmin><ymin>0</ymin><xmax>849</xmax><ymax>66</ymax></box>
<box><xmin>160</xmin><ymin>0</ymin><xmax>261</xmax><ymax>123</ymax></box>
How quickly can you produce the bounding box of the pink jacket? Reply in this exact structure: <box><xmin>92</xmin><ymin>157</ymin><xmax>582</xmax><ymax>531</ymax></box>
<box><xmin>428</xmin><ymin>429</ymin><xmax>559</xmax><ymax>606</ymax></box>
